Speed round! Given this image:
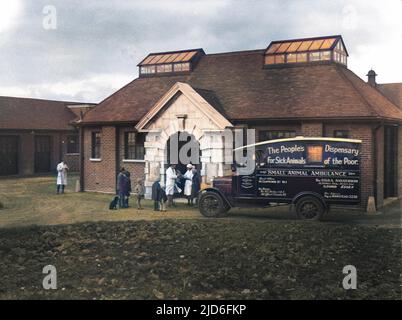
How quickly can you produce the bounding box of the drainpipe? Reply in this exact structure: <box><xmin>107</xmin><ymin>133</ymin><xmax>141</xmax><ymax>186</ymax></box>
<box><xmin>79</xmin><ymin>126</ymin><xmax>85</xmax><ymax>192</ymax></box>
<box><xmin>372</xmin><ymin>121</ymin><xmax>383</xmax><ymax>207</ymax></box>
<box><xmin>115</xmin><ymin>126</ymin><xmax>120</xmax><ymax>194</ymax></box>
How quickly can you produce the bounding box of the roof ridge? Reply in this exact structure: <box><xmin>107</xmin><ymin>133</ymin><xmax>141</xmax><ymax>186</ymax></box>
<box><xmin>334</xmin><ymin>66</ymin><xmax>380</xmax><ymax>118</ymax></box>
<box><xmin>205</xmin><ymin>49</ymin><xmax>264</xmax><ymax>57</ymax></box>
<box><xmin>0</xmin><ymin>95</ymin><xmax>92</xmax><ymax>105</ymax></box>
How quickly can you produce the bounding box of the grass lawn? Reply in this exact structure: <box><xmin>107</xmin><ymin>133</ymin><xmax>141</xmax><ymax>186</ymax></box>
<box><xmin>0</xmin><ymin>174</ymin><xmax>200</xmax><ymax>228</ymax></box>
<box><xmin>0</xmin><ymin>175</ymin><xmax>401</xmax><ymax>299</ymax></box>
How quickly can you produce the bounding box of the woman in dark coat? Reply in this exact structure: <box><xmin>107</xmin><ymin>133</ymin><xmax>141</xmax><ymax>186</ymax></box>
<box><xmin>117</xmin><ymin>168</ymin><xmax>128</xmax><ymax>208</ymax></box>
<box><xmin>190</xmin><ymin>168</ymin><xmax>201</xmax><ymax>206</ymax></box>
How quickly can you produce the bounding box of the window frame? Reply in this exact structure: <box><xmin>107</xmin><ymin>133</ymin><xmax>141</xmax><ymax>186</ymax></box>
<box><xmin>91</xmin><ymin>131</ymin><xmax>101</xmax><ymax>160</ymax></box>
<box><xmin>66</xmin><ymin>134</ymin><xmax>79</xmax><ymax>154</ymax></box>
<box><xmin>124</xmin><ymin>132</ymin><xmax>145</xmax><ymax>160</ymax></box>
<box><xmin>333</xmin><ymin>130</ymin><xmax>349</xmax><ymax>139</ymax></box>
<box><xmin>258</xmin><ymin>130</ymin><xmax>296</xmax><ymax>142</ymax></box>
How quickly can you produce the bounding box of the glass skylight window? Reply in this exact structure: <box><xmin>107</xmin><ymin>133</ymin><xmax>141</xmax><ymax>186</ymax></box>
<box><xmin>264</xmin><ymin>36</ymin><xmax>348</xmax><ymax>67</ymax></box>
<box><xmin>138</xmin><ymin>49</ymin><xmax>205</xmax><ymax>76</ymax></box>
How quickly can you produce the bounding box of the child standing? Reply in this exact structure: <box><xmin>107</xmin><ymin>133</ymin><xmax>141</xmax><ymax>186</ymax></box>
<box><xmin>133</xmin><ymin>178</ymin><xmax>145</xmax><ymax>210</ymax></box>
<box><xmin>151</xmin><ymin>179</ymin><xmax>167</xmax><ymax>211</ymax></box>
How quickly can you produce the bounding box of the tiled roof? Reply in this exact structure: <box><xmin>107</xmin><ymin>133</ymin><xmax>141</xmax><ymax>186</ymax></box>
<box><xmin>0</xmin><ymin>96</ymin><xmax>87</xmax><ymax>130</ymax></box>
<box><xmin>82</xmin><ymin>49</ymin><xmax>402</xmax><ymax>124</ymax></box>
<box><xmin>377</xmin><ymin>83</ymin><xmax>402</xmax><ymax>109</ymax></box>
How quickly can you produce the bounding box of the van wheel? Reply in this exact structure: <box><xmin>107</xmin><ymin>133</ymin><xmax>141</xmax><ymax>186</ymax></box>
<box><xmin>199</xmin><ymin>192</ymin><xmax>225</xmax><ymax>217</ymax></box>
<box><xmin>295</xmin><ymin>196</ymin><xmax>325</xmax><ymax>221</ymax></box>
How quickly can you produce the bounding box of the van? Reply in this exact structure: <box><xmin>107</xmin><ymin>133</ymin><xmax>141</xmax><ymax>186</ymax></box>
<box><xmin>198</xmin><ymin>137</ymin><xmax>361</xmax><ymax>220</ymax></box>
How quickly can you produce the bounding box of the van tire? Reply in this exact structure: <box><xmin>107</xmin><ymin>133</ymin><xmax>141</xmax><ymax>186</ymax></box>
<box><xmin>199</xmin><ymin>192</ymin><xmax>226</xmax><ymax>217</ymax></box>
<box><xmin>295</xmin><ymin>196</ymin><xmax>325</xmax><ymax>221</ymax></box>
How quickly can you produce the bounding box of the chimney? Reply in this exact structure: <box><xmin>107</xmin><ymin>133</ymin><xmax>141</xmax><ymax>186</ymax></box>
<box><xmin>366</xmin><ymin>69</ymin><xmax>377</xmax><ymax>87</ymax></box>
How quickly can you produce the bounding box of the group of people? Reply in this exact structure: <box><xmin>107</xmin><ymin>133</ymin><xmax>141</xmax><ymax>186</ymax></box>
<box><xmin>55</xmin><ymin>159</ymin><xmax>201</xmax><ymax>211</ymax></box>
<box><xmin>152</xmin><ymin>163</ymin><xmax>201</xmax><ymax>211</ymax></box>
<box><xmin>117</xmin><ymin>167</ymin><xmax>145</xmax><ymax>209</ymax></box>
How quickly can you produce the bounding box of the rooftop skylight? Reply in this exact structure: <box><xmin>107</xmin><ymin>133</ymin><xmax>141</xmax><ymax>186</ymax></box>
<box><xmin>138</xmin><ymin>49</ymin><xmax>205</xmax><ymax>76</ymax></box>
<box><xmin>264</xmin><ymin>35</ymin><xmax>348</xmax><ymax>67</ymax></box>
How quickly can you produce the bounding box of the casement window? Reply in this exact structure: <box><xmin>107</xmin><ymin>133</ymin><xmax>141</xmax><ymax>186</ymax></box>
<box><xmin>258</xmin><ymin>130</ymin><xmax>296</xmax><ymax>142</ymax></box>
<box><xmin>334</xmin><ymin>130</ymin><xmax>349</xmax><ymax>138</ymax></box>
<box><xmin>66</xmin><ymin>135</ymin><xmax>79</xmax><ymax>154</ymax></box>
<box><xmin>124</xmin><ymin>132</ymin><xmax>145</xmax><ymax>160</ymax></box>
<box><xmin>91</xmin><ymin>132</ymin><xmax>101</xmax><ymax>159</ymax></box>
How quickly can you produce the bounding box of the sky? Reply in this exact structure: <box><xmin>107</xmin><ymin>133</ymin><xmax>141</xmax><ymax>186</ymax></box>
<box><xmin>0</xmin><ymin>0</ymin><xmax>401</xmax><ymax>103</ymax></box>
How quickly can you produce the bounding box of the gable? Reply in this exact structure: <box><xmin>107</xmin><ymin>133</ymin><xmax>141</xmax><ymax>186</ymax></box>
<box><xmin>135</xmin><ymin>82</ymin><xmax>233</xmax><ymax>132</ymax></box>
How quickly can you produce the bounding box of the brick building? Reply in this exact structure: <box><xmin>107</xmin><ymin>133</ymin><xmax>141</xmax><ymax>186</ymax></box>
<box><xmin>0</xmin><ymin>96</ymin><xmax>94</xmax><ymax>176</ymax></box>
<box><xmin>78</xmin><ymin>35</ymin><xmax>402</xmax><ymax>209</ymax></box>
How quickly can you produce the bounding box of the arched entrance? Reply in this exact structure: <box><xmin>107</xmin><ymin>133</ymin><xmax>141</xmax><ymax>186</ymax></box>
<box><xmin>165</xmin><ymin>131</ymin><xmax>201</xmax><ymax>175</ymax></box>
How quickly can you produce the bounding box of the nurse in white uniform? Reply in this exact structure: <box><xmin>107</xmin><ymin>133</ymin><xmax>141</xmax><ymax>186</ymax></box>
<box><xmin>56</xmin><ymin>160</ymin><xmax>69</xmax><ymax>194</ymax></box>
<box><xmin>165</xmin><ymin>164</ymin><xmax>178</xmax><ymax>207</ymax></box>
<box><xmin>183</xmin><ymin>164</ymin><xmax>194</xmax><ymax>205</ymax></box>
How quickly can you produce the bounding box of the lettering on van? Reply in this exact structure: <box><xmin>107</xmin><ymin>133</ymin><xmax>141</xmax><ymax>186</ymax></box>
<box><xmin>324</xmin><ymin>144</ymin><xmax>359</xmax><ymax>157</ymax></box>
<box><xmin>267</xmin><ymin>156</ymin><xmax>306</xmax><ymax>165</ymax></box>
<box><xmin>267</xmin><ymin>144</ymin><xmax>305</xmax><ymax>154</ymax></box>
<box><xmin>259</xmin><ymin>169</ymin><xmax>358</xmax><ymax>177</ymax></box>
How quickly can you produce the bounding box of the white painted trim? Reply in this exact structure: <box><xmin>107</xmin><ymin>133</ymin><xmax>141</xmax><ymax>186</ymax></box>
<box><xmin>122</xmin><ymin>159</ymin><xmax>146</xmax><ymax>163</ymax></box>
<box><xmin>89</xmin><ymin>158</ymin><xmax>102</xmax><ymax>162</ymax></box>
<box><xmin>66</xmin><ymin>153</ymin><xmax>80</xmax><ymax>156</ymax></box>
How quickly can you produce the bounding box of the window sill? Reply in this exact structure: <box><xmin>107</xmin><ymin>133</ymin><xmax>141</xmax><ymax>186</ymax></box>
<box><xmin>123</xmin><ymin>159</ymin><xmax>145</xmax><ymax>163</ymax></box>
<box><xmin>66</xmin><ymin>153</ymin><xmax>80</xmax><ymax>156</ymax></box>
<box><xmin>90</xmin><ymin>158</ymin><xmax>102</xmax><ymax>162</ymax></box>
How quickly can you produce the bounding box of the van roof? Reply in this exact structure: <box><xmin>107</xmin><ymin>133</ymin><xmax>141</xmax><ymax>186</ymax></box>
<box><xmin>234</xmin><ymin>136</ymin><xmax>362</xmax><ymax>151</ymax></box>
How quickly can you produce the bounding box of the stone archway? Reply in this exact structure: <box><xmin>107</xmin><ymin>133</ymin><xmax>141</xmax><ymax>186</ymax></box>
<box><xmin>136</xmin><ymin>83</ymin><xmax>234</xmax><ymax>198</ymax></box>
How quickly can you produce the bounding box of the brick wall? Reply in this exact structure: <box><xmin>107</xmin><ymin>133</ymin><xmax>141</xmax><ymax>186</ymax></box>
<box><xmin>83</xmin><ymin>126</ymin><xmax>116</xmax><ymax>193</ymax></box>
<box><xmin>358</xmin><ymin>127</ymin><xmax>375</xmax><ymax>208</ymax></box>
<box><xmin>399</xmin><ymin>126</ymin><xmax>402</xmax><ymax>198</ymax></box>
<box><xmin>324</xmin><ymin>123</ymin><xmax>375</xmax><ymax>208</ymax></box>
<box><xmin>301</xmin><ymin>122</ymin><xmax>323</xmax><ymax>136</ymax></box>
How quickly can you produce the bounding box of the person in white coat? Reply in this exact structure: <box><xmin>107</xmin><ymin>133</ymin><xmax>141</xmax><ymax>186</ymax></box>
<box><xmin>56</xmin><ymin>160</ymin><xmax>69</xmax><ymax>194</ymax></box>
<box><xmin>165</xmin><ymin>164</ymin><xmax>179</xmax><ymax>207</ymax></box>
<box><xmin>183</xmin><ymin>164</ymin><xmax>194</xmax><ymax>205</ymax></box>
